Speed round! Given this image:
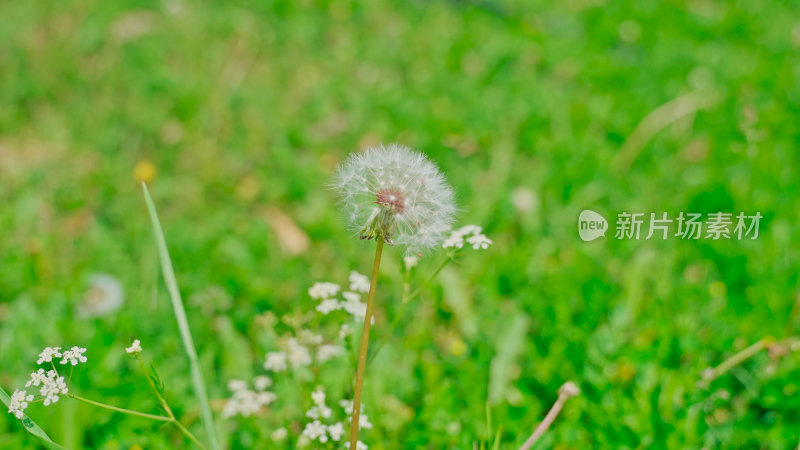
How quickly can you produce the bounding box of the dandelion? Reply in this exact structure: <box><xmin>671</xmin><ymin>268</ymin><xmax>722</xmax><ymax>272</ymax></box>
<box><xmin>333</xmin><ymin>143</ymin><xmax>455</xmax><ymax>254</ymax></box>
<box><xmin>60</xmin><ymin>346</ymin><xmax>88</xmax><ymax>366</ymax></box>
<box><xmin>125</xmin><ymin>339</ymin><xmax>143</xmax><ymax>355</ymax></box>
<box><xmin>8</xmin><ymin>389</ymin><xmax>33</xmax><ymax>419</ymax></box>
<box><xmin>78</xmin><ymin>274</ymin><xmax>124</xmax><ymax>318</ymax></box>
<box><xmin>264</xmin><ymin>351</ymin><xmax>288</xmax><ymax>372</ymax></box>
<box><xmin>333</xmin><ymin>144</ymin><xmax>456</xmax><ymax>448</ymax></box>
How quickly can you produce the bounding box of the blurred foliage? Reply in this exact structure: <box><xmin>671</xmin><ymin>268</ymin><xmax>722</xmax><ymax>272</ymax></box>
<box><xmin>2</xmin><ymin>0</ymin><xmax>800</xmax><ymax>448</ymax></box>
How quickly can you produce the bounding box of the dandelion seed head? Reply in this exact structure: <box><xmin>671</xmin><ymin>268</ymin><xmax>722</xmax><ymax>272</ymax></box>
<box><xmin>333</xmin><ymin>143</ymin><xmax>456</xmax><ymax>255</ymax></box>
<box><xmin>78</xmin><ymin>274</ymin><xmax>124</xmax><ymax>318</ymax></box>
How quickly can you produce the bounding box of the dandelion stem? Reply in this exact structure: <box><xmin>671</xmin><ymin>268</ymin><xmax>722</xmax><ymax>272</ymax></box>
<box><xmin>519</xmin><ymin>382</ymin><xmax>580</xmax><ymax>450</ymax></box>
<box><xmin>67</xmin><ymin>394</ymin><xmax>171</xmax><ymax>422</ymax></box>
<box><xmin>349</xmin><ymin>236</ymin><xmax>385</xmax><ymax>450</ymax></box>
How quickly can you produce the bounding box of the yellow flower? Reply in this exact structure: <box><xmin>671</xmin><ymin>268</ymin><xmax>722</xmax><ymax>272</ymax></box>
<box><xmin>133</xmin><ymin>160</ymin><xmax>157</xmax><ymax>183</ymax></box>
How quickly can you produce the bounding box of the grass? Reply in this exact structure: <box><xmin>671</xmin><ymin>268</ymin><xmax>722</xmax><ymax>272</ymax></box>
<box><xmin>1</xmin><ymin>0</ymin><xmax>800</xmax><ymax>448</ymax></box>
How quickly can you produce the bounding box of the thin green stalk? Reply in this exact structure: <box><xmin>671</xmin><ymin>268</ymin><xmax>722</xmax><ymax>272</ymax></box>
<box><xmin>68</xmin><ymin>394</ymin><xmax>171</xmax><ymax>422</ymax></box>
<box><xmin>367</xmin><ymin>253</ymin><xmax>454</xmax><ymax>365</ymax></box>
<box><xmin>136</xmin><ymin>356</ymin><xmax>207</xmax><ymax>450</ymax></box>
<box><xmin>142</xmin><ymin>182</ymin><xmax>220</xmax><ymax>450</ymax></box>
<box><xmin>349</xmin><ymin>237</ymin><xmax>385</xmax><ymax>450</ymax></box>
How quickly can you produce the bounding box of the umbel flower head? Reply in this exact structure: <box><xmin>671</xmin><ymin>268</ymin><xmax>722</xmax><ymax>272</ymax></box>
<box><xmin>333</xmin><ymin>144</ymin><xmax>456</xmax><ymax>254</ymax></box>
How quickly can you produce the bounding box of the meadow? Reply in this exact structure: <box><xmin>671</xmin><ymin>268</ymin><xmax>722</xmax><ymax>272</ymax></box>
<box><xmin>2</xmin><ymin>0</ymin><xmax>800</xmax><ymax>448</ymax></box>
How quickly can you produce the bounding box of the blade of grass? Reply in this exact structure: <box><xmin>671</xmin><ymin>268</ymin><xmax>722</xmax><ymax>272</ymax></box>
<box><xmin>142</xmin><ymin>182</ymin><xmax>220</xmax><ymax>450</ymax></box>
<box><xmin>0</xmin><ymin>386</ymin><xmax>66</xmax><ymax>450</ymax></box>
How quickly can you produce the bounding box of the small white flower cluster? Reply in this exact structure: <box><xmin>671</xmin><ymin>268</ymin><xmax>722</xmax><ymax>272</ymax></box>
<box><xmin>125</xmin><ymin>339</ymin><xmax>143</xmax><ymax>355</ymax></box>
<box><xmin>8</xmin><ymin>345</ymin><xmax>88</xmax><ymax>419</ymax></box>
<box><xmin>403</xmin><ymin>255</ymin><xmax>419</xmax><ymax>269</ymax></box>
<box><xmin>263</xmin><ymin>333</ymin><xmax>344</xmax><ymax>373</ymax></box>
<box><xmin>311</xmin><ymin>272</ymin><xmax>373</xmax><ymax>323</ymax></box>
<box><xmin>442</xmin><ymin>224</ymin><xmax>493</xmax><ymax>250</ymax></box>
<box><xmin>300</xmin><ymin>388</ymin><xmax>370</xmax><ymax>448</ymax></box>
<box><xmin>222</xmin><ymin>376</ymin><xmax>277</xmax><ymax>418</ymax></box>
<box><xmin>60</xmin><ymin>346</ymin><xmax>88</xmax><ymax>366</ymax></box>
<box><xmin>7</xmin><ymin>390</ymin><xmax>34</xmax><ymax>419</ymax></box>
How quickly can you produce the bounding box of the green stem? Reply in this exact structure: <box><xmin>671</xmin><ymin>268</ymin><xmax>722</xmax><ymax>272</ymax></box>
<box><xmin>135</xmin><ymin>356</ymin><xmax>207</xmax><ymax>450</ymax></box>
<box><xmin>67</xmin><ymin>394</ymin><xmax>171</xmax><ymax>422</ymax></box>
<box><xmin>349</xmin><ymin>237</ymin><xmax>385</xmax><ymax>450</ymax></box>
<box><xmin>367</xmin><ymin>254</ymin><xmax>454</xmax><ymax>365</ymax></box>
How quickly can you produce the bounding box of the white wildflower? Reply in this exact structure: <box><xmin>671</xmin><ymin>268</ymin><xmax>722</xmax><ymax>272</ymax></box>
<box><xmin>316</xmin><ymin>298</ymin><xmax>341</xmax><ymax>315</ymax></box>
<box><xmin>37</xmin><ymin>347</ymin><xmax>62</xmax><ymax>365</ymax></box>
<box><xmin>227</xmin><ymin>379</ymin><xmax>248</xmax><ymax>392</ymax></box>
<box><xmin>8</xmin><ymin>389</ymin><xmax>34</xmax><ymax>419</ymax></box>
<box><xmin>328</xmin><ymin>422</ymin><xmax>345</xmax><ymax>441</ymax></box>
<box><xmin>125</xmin><ymin>339</ymin><xmax>143</xmax><ymax>355</ymax></box>
<box><xmin>404</xmin><ymin>255</ymin><xmax>419</xmax><ymax>269</ymax></box>
<box><xmin>25</xmin><ymin>369</ymin><xmax>48</xmax><ymax>387</ymax></box>
<box><xmin>345</xmin><ymin>440</ymin><xmax>368</xmax><ymax>450</ymax></box>
<box><xmin>339</xmin><ymin>324</ymin><xmax>352</xmax><ymax>339</ymax></box>
<box><xmin>317</xmin><ymin>344</ymin><xmax>343</xmax><ymax>363</ymax></box>
<box><xmin>339</xmin><ymin>399</ymin><xmax>355</xmax><ymax>415</ymax></box>
<box><xmin>349</xmin><ymin>271</ymin><xmax>370</xmax><ymax>293</ymax></box>
<box><xmin>253</xmin><ymin>376</ymin><xmax>272</xmax><ymax>391</ymax></box>
<box><xmin>339</xmin><ymin>399</ymin><xmax>372</xmax><ymax>429</ymax></box>
<box><xmin>302</xmin><ymin>420</ymin><xmax>328</xmax><ymax>443</ymax></box>
<box><xmin>333</xmin><ymin>143</ymin><xmax>456</xmax><ymax>255</ymax></box>
<box><xmin>264</xmin><ymin>351</ymin><xmax>288</xmax><ymax>372</ymax></box>
<box><xmin>358</xmin><ymin>413</ymin><xmax>373</xmax><ymax>430</ymax></box>
<box><xmin>59</xmin><ymin>346</ymin><xmax>87</xmax><ymax>366</ymax></box>
<box><xmin>443</xmin><ymin>224</ymin><xmax>491</xmax><ymax>250</ymax></box>
<box><xmin>78</xmin><ymin>273</ymin><xmax>124</xmax><ymax>318</ymax></box>
<box><xmin>306</xmin><ymin>388</ymin><xmax>332</xmax><ymax>420</ymax></box>
<box><xmin>222</xmin><ymin>386</ymin><xmax>276</xmax><ymax>418</ymax></box>
<box><xmin>342</xmin><ymin>291</ymin><xmax>360</xmax><ymax>303</ymax></box>
<box><xmin>442</xmin><ymin>234</ymin><xmax>464</xmax><ymax>249</ymax></box>
<box><xmin>341</xmin><ymin>295</ymin><xmax>367</xmax><ymax>322</ymax></box>
<box><xmin>39</xmin><ymin>371</ymin><xmax>68</xmax><ymax>406</ymax></box>
<box><xmin>271</xmin><ymin>427</ymin><xmax>288</xmax><ymax>441</ymax></box>
<box><xmin>466</xmin><ymin>234</ymin><xmax>493</xmax><ymax>250</ymax></box>
<box><xmin>287</xmin><ymin>338</ymin><xmax>312</xmax><ymax>368</ymax></box>
<box><xmin>298</xmin><ymin>330</ymin><xmax>324</xmax><ymax>346</ymax></box>
<box><xmin>456</xmin><ymin>225</ymin><xmax>482</xmax><ymax>236</ymax></box>
<box><xmin>309</xmin><ymin>282</ymin><xmax>340</xmax><ymax>300</ymax></box>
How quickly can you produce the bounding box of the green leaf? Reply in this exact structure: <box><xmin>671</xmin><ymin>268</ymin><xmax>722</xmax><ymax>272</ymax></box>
<box><xmin>142</xmin><ymin>182</ymin><xmax>221</xmax><ymax>450</ymax></box>
<box><xmin>0</xmin><ymin>385</ymin><xmax>66</xmax><ymax>450</ymax></box>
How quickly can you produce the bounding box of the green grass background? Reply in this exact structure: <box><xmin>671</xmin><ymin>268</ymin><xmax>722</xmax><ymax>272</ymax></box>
<box><xmin>2</xmin><ymin>0</ymin><xmax>800</xmax><ymax>448</ymax></box>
